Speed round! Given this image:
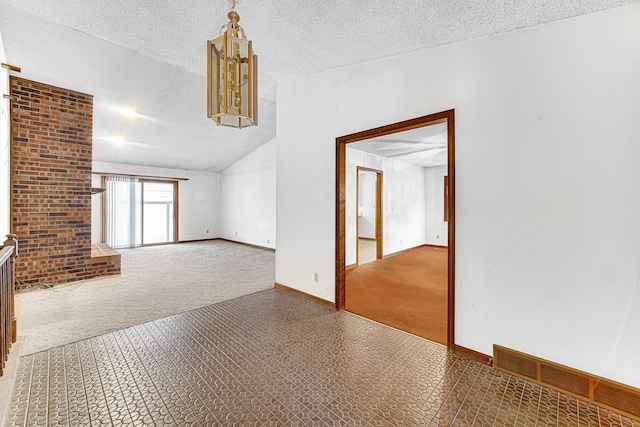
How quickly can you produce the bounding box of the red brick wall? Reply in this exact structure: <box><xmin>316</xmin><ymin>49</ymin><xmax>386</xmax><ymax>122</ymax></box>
<box><xmin>10</xmin><ymin>77</ymin><xmax>120</xmax><ymax>287</ymax></box>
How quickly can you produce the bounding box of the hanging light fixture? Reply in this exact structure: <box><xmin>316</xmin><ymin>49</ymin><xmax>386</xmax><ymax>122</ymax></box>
<box><xmin>207</xmin><ymin>0</ymin><xmax>258</xmax><ymax>128</ymax></box>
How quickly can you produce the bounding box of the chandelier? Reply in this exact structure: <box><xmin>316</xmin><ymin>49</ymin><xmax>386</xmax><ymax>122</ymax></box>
<box><xmin>207</xmin><ymin>0</ymin><xmax>257</xmax><ymax>128</ymax></box>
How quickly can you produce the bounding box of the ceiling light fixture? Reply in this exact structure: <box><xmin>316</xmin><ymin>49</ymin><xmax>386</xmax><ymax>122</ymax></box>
<box><xmin>112</xmin><ymin>135</ymin><xmax>125</xmax><ymax>146</ymax></box>
<box><xmin>121</xmin><ymin>108</ymin><xmax>138</xmax><ymax>119</ymax></box>
<box><xmin>207</xmin><ymin>0</ymin><xmax>257</xmax><ymax>128</ymax></box>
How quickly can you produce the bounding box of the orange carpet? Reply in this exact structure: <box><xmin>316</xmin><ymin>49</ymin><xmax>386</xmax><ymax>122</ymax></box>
<box><xmin>346</xmin><ymin>245</ymin><xmax>448</xmax><ymax>345</ymax></box>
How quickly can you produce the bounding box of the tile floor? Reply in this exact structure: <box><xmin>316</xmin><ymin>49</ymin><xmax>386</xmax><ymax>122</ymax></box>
<box><xmin>5</xmin><ymin>290</ymin><xmax>638</xmax><ymax>426</ymax></box>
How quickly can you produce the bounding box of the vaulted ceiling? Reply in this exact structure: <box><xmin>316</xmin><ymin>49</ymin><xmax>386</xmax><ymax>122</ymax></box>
<box><xmin>0</xmin><ymin>0</ymin><xmax>635</xmax><ymax>171</ymax></box>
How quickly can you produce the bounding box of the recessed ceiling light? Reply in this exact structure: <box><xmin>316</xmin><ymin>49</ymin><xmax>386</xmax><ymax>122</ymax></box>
<box><xmin>112</xmin><ymin>136</ymin><xmax>125</xmax><ymax>146</ymax></box>
<box><xmin>121</xmin><ymin>108</ymin><xmax>138</xmax><ymax>119</ymax></box>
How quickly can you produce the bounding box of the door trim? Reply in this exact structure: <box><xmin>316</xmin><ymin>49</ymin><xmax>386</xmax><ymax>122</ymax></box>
<box><xmin>335</xmin><ymin>109</ymin><xmax>456</xmax><ymax>350</ymax></box>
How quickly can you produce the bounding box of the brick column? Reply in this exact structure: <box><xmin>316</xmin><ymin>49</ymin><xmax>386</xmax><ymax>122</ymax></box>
<box><xmin>10</xmin><ymin>77</ymin><xmax>120</xmax><ymax>287</ymax></box>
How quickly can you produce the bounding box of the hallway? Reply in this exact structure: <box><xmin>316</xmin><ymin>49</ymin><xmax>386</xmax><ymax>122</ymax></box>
<box><xmin>6</xmin><ymin>289</ymin><xmax>634</xmax><ymax>426</ymax></box>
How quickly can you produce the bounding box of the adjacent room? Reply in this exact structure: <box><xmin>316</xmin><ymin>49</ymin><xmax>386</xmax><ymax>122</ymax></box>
<box><xmin>344</xmin><ymin>120</ymin><xmax>451</xmax><ymax>345</ymax></box>
<box><xmin>0</xmin><ymin>0</ymin><xmax>639</xmax><ymax>425</ymax></box>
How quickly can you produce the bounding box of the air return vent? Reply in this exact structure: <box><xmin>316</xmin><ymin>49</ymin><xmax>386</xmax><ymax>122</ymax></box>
<box><xmin>494</xmin><ymin>345</ymin><xmax>640</xmax><ymax>422</ymax></box>
<box><xmin>494</xmin><ymin>346</ymin><xmax>537</xmax><ymax>379</ymax></box>
<box><xmin>594</xmin><ymin>382</ymin><xmax>640</xmax><ymax>419</ymax></box>
<box><xmin>540</xmin><ymin>364</ymin><xmax>590</xmax><ymax>398</ymax></box>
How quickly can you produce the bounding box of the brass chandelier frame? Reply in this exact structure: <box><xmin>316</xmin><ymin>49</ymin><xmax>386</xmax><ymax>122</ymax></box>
<box><xmin>207</xmin><ymin>0</ymin><xmax>257</xmax><ymax>128</ymax></box>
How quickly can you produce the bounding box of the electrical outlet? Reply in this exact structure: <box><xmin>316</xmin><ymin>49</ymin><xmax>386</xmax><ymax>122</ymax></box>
<box><xmin>206</xmin><ymin>229</ymin><xmax>209</xmax><ymax>234</ymax></box>
<box><xmin>267</xmin><ymin>239</ymin><xmax>269</xmax><ymax>244</ymax></box>
<box><xmin>436</xmin><ymin>234</ymin><xmax>439</xmax><ymax>239</ymax></box>
<box><xmin>314</xmin><ymin>272</ymin><xmax>319</xmax><ymax>283</ymax></box>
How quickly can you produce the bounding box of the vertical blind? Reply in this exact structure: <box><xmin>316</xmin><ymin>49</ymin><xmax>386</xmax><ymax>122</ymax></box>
<box><xmin>105</xmin><ymin>176</ymin><xmax>142</xmax><ymax>249</ymax></box>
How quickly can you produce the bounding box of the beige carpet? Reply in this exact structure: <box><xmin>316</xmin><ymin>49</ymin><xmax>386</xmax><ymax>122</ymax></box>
<box><xmin>358</xmin><ymin>238</ymin><xmax>376</xmax><ymax>265</ymax></box>
<box><xmin>15</xmin><ymin>240</ymin><xmax>275</xmax><ymax>355</ymax></box>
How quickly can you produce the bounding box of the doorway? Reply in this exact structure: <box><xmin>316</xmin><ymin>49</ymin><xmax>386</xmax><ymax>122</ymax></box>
<box><xmin>142</xmin><ymin>180</ymin><xmax>177</xmax><ymax>245</ymax></box>
<box><xmin>356</xmin><ymin>167</ymin><xmax>382</xmax><ymax>266</ymax></box>
<box><xmin>335</xmin><ymin>109</ymin><xmax>455</xmax><ymax>350</ymax></box>
<box><xmin>103</xmin><ymin>176</ymin><xmax>178</xmax><ymax>249</ymax></box>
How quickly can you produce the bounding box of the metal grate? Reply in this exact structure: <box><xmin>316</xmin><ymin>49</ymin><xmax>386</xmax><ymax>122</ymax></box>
<box><xmin>594</xmin><ymin>381</ymin><xmax>640</xmax><ymax>418</ymax></box>
<box><xmin>495</xmin><ymin>347</ymin><xmax>537</xmax><ymax>379</ymax></box>
<box><xmin>540</xmin><ymin>364</ymin><xmax>590</xmax><ymax>398</ymax></box>
<box><xmin>494</xmin><ymin>344</ymin><xmax>640</xmax><ymax>422</ymax></box>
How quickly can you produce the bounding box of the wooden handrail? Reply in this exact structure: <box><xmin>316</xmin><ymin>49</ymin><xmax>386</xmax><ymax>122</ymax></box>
<box><xmin>0</xmin><ymin>234</ymin><xmax>18</xmax><ymax>376</ymax></box>
<box><xmin>0</xmin><ymin>247</ymin><xmax>13</xmax><ymax>266</ymax></box>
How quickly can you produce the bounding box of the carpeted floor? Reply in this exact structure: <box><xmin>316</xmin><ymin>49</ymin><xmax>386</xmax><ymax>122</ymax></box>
<box><xmin>15</xmin><ymin>240</ymin><xmax>275</xmax><ymax>355</ymax></box>
<box><xmin>357</xmin><ymin>238</ymin><xmax>376</xmax><ymax>265</ymax></box>
<box><xmin>346</xmin><ymin>245</ymin><xmax>448</xmax><ymax>345</ymax></box>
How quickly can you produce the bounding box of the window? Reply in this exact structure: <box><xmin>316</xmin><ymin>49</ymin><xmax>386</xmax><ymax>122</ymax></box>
<box><xmin>104</xmin><ymin>176</ymin><xmax>177</xmax><ymax>248</ymax></box>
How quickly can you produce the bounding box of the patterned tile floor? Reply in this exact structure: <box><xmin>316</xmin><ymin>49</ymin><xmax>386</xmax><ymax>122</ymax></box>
<box><xmin>5</xmin><ymin>289</ymin><xmax>638</xmax><ymax>426</ymax></box>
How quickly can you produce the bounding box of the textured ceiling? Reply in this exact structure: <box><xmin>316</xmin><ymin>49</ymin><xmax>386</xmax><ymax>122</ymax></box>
<box><xmin>1</xmin><ymin>0</ymin><xmax>637</xmax><ymax>171</ymax></box>
<box><xmin>350</xmin><ymin>123</ymin><xmax>448</xmax><ymax>168</ymax></box>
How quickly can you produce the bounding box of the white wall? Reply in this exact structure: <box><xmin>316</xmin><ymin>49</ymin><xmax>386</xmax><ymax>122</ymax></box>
<box><xmin>425</xmin><ymin>166</ymin><xmax>448</xmax><ymax>246</ymax></box>
<box><xmin>177</xmin><ymin>170</ymin><xmax>220</xmax><ymax>241</ymax></box>
<box><xmin>92</xmin><ymin>161</ymin><xmax>220</xmax><ymax>243</ymax></box>
<box><xmin>0</xmin><ymin>30</ymin><xmax>9</xmax><ymax>239</ymax></box>
<box><xmin>276</xmin><ymin>4</ymin><xmax>640</xmax><ymax>388</ymax></box>
<box><xmin>219</xmin><ymin>138</ymin><xmax>276</xmax><ymax>249</ymax></box>
<box><xmin>346</xmin><ymin>148</ymin><xmax>426</xmax><ymax>266</ymax></box>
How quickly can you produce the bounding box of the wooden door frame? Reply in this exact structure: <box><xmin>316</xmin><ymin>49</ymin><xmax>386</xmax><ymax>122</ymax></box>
<box><xmin>335</xmin><ymin>109</ymin><xmax>456</xmax><ymax>351</ymax></box>
<box><xmin>356</xmin><ymin>167</ymin><xmax>383</xmax><ymax>265</ymax></box>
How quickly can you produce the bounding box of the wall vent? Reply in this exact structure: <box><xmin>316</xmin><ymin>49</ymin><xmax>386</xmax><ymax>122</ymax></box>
<box><xmin>540</xmin><ymin>364</ymin><xmax>590</xmax><ymax>398</ymax></box>
<box><xmin>594</xmin><ymin>382</ymin><xmax>640</xmax><ymax>419</ymax></box>
<box><xmin>494</xmin><ymin>345</ymin><xmax>640</xmax><ymax>422</ymax></box>
<box><xmin>494</xmin><ymin>347</ymin><xmax>537</xmax><ymax>379</ymax></box>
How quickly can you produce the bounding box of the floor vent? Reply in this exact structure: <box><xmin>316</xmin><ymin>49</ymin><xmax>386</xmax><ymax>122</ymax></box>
<box><xmin>494</xmin><ymin>345</ymin><xmax>640</xmax><ymax>421</ymax></box>
<box><xmin>594</xmin><ymin>382</ymin><xmax>640</xmax><ymax>419</ymax></box>
<box><xmin>494</xmin><ymin>346</ymin><xmax>537</xmax><ymax>380</ymax></box>
<box><xmin>540</xmin><ymin>363</ymin><xmax>590</xmax><ymax>398</ymax></box>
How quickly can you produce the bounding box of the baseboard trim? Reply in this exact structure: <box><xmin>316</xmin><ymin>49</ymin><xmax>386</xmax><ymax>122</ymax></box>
<box><xmin>274</xmin><ymin>283</ymin><xmax>334</xmax><ymax>309</ymax></box>
<box><xmin>454</xmin><ymin>345</ymin><xmax>493</xmax><ymax>365</ymax></box>
<box><xmin>179</xmin><ymin>238</ymin><xmax>218</xmax><ymax>244</ymax></box>
<box><xmin>0</xmin><ymin>338</ymin><xmax>22</xmax><ymax>426</ymax></box>
<box><xmin>346</xmin><ymin>263</ymin><xmax>357</xmax><ymax>271</ymax></box>
<box><xmin>358</xmin><ymin>237</ymin><xmax>376</xmax><ymax>241</ymax></box>
<box><xmin>217</xmin><ymin>238</ymin><xmax>275</xmax><ymax>252</ymax></box>
<box><xmin>382</xmin><ymin>244</ymin><xmax>440</xmax><ymax>259</ymax></box>
<box><xmin>382</xmin><ymin>246</ymin><xmax>419</xmax><ymax>259</ymax></box>
<box><xmin>422</xmin><ymin>243</ymin><xmax>448</xmax><ymax>249</ymax></box>
<box><xmin>494</xmin><ymin>344</ymin><xmax>640</xmax><ymax>421</ymax></box>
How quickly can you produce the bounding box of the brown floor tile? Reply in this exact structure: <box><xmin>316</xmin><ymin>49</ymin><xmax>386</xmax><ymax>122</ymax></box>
<box><xmin>5</xmin><ymin>289</ymin><xmax>638</xmax><ymax>426</ymax></box>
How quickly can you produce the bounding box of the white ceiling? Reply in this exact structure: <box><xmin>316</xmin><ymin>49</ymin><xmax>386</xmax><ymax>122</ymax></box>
<box><xmin>1</xmin><ymin>0</ymin><xmax>636</xmax><ymax>171</ymax></box>
<box><xmin>350</xmin><ymin>123</ymin><xmax>448</xmax><ymax>168</ymax></box>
